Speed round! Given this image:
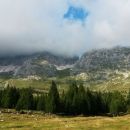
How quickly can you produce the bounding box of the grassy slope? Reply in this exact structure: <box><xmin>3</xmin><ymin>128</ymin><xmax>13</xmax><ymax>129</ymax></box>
<box><xmin>6</xmin><ymin>77</ymin><xmax>130</xmax><ymax>93</ymax></box>
<box><xmin>0</xmin><ymin>78</ymin><xmax>70</xmax><ymax>94</ymax></box>
<box><xmin>91</xmin><ymin>76</ymin><xmax>130</xmax><ymax>94</ymax></box>
<box><xmin>0</xmin><ymin>113</ymin><xmax>130</xmax><ymax>130</ymax></box>
<box><xmin>1</xmin><ymin>71</ymin><xmax>130</xmax><ymax>94</ymax></box>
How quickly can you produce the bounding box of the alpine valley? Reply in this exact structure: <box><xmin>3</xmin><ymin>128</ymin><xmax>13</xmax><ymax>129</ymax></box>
<box><xmin>1</xmin><ymin>46</ymin><xmax>130</xmax><ymax>93</ymax></box>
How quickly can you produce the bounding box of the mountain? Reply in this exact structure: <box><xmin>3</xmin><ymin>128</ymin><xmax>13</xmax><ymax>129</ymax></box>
<box><xmin>75</xmin><ymin>47</ymin><xmax>130</xmax><ymax>72</ymax></box>
<box><xmin>1</xmin><ymin>46</ymin><xmax>130</xmax><ymax>93</ymax></box>
<box><xmin>1</xmin><ymin>46</ymin><xmax>130</xmax><ymax>79</ymax></box>
<box><xmin>66</xmin><ymin>46</ymin><xmax>130</xmax><ymax>85</ymax></box>
<box><xmin>0</xmin><ymin>52</ymin><xmax>79</xmax><ymax>77</ymax></box>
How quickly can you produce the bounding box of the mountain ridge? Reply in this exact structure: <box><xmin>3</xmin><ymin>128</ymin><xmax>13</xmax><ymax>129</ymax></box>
<box><xmin>1</xmin><ymin>46</ymin><xmax>130</xmax><ymax>78</ymax></box>
<box><xmin>75</xmin><ymin>46</ymin><xmax>130</xmax><ymax>72</ymax></box>
<box><xmin>0</xmin><ymin>51</ymin><xmax>79</xmax><ymax>77</ymax></box>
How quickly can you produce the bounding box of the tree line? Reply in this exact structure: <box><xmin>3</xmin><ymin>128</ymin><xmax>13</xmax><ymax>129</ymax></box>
<box><xmin>0</xmin><ymin>81</ymin><xmax>130</xmax><ymax>116</ymax></box>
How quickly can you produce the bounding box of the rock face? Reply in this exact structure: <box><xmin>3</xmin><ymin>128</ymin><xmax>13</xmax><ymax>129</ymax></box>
<box><xmin>0</xmin><ymin>52</ymin><xmax>79</xmax><ymax>77</ymax></box>
<box><xmin>14</xmin><ymin>59</ymin><xmax>57</xmax><ymax>77</ymax></box>
<box><xmin>75</xmin><ymin>47</ymin><xmax>130</xmax><ymax>72</ymax></box>
<box><xmin>1</xmin><ymin>46</ymin><xmax>130</xmax><ymax>78</ymax></box>
<box><xmin>34</xmin><ymin>52</ymin><xmax>79</xmax><ymax>66</ymax></box>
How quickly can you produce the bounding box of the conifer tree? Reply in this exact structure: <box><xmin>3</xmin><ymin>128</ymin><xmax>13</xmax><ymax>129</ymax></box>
<box><xmin>60</xmin><ymin>90</ymin><xmax>66</xmax><ymax>113</ymax></box>
<box><xmin>16</xmin><ymin>88</ymin><xmax>33</xmax><ymax>111</ymax></box>
<box><xmin>94</xmin><ymin>92</ymin><xmax>104</xmax><ymax>114</ymax></box>
<box><xmin>76</xmin><ymin>83</ymin><xmax>86</xmax><ymax>115</ymax></box>
<box><xmin>110</xmin><ymin>91</ymin><xmax>126</xmax><ymax>116</ymax></box>
<box><xmin>33</xmin><ymin>96</ymin><xmax>39</xmax><ymax>110</ymax></box>
<box><xmin>127</xmin><ymin>89</ymin><xmax>130</xmax><ymax>111</ymax></box>
<box><xmin>102</xmin><ymin>92</ymin><xmax>112</xmax><ymax>113</ymax></box>
<box><xmin>65</xmin><ymin>82</ymin><xmax>78</xmax><ymax>114</ymax></box>
<box><xmin>46</xmin><ymin>81</ymin><xmax>59</xmax><ymax>113</ymax></box>
<box><xmin>37</xmin><ymin>94</ymin><xmax>45</xmax><ymax>111</ymax></box>
<box><xmin>85</xmin><ymin>89</ymin><xmax>94</xmax><ymax>115</ymax></box>
<box><xmin>2</xmin><ymin>87</ymin><xmax>19</xmax><ymax>108</ymax></box>
<box><xmin>0</xmin><ymin>90</ymin><xmax>2</xmax><ymax>107</ymax></box>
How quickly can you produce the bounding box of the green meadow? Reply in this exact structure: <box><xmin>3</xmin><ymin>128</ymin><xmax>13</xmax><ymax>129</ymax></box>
<box><xmin>0</xmin><ymin>112</ymin><xmax>130</xmax><ymax>130</ymax></box>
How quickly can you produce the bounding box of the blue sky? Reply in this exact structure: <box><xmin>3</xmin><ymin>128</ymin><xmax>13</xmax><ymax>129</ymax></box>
<box><xmin>0</xmin><ymin>0</ymin><xmax>130</xmax><ymax>56</ymax></box>
<box><xmin>64</xmin><ymin>6</ymin><xmax>89</xmax><ymax>22</ymax></box>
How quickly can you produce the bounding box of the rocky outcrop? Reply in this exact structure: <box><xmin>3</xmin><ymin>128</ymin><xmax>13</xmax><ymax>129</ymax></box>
<box><xmin>0</xmin><ymin>52</ymin><xmax>78</xmax><ymax>77</ymax></box>
<box><xmin>75</xmin><ymin>47</ymin><xmax>130</xmax><ymax>72</ymax></box>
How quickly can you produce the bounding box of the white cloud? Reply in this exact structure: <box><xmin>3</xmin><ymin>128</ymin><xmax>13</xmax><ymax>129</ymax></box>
<box><xmin>0</xmin><ymin>0</ymin><xmax>130</xmax><ymax>56</ymax></box>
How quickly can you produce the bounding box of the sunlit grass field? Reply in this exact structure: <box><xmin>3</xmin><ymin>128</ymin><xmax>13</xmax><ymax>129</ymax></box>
<box><xmin>1</xmin><ymin>71</ymin><xmax>130</xmax><ymax>95</ymax></box>
<box><xmin>0</xmin><ymin>78</ymin><xmax>69</xmax><ymax>91</ymax></box>
<box><xmin>4</xmin><ymin>77</ymin><xmax>130</xmax><ymax>93</ymax></box>
<box><xmin>0</xmin><ymin>112</ymin><xmax>130</xmax><ymax>130</ymax></box>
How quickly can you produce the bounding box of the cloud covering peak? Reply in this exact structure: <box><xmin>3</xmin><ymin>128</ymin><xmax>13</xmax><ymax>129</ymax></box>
<box><xmin>0</xmin><ymin>0</ymin><xmax>130</xmax><ymax>56</ymax></box>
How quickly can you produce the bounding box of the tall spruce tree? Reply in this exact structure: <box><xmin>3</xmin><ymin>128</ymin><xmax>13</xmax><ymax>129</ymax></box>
<box><xmin>94</xmin><ymin>92</ymin><xmax>104</xmax><ymax>114</ymax></box>
<box><xmin>127</xmin><ymin>89</ymin><xmax>130</xmax><ymax>111</ymax></box>
<box><xmin>102</xmin><ymin>92</ymin><xmax>113</xmax><ymax>113</ymax></box>
<box><xmin>72</xmin><ymin>90</ymin><xmax>79</xmax><ymax>115</ymax></box>
<box><xmin>37</xmin><ymin>94</ymin><xmax>45</xmax><ymax>111</ymax></box>
<box><xmin>65</xmin><ymin>82</ymin><xmax>78</xmax><ymax>114</ymax></box>
<box><xmin>60</xmin><ymin>90</ymin><xmax>66</xmax><ymax>113</ymax></box>
<box><xmin>1</xmin><ymin>87</ymin><xmax>19</xmax><ymax>108</ymax></box>
<box><xmin>76</xmin><ymin>84</ymin><xmax>86</xmax><ymax>115</ymax></box>
<box><xmin>85</xmin><ymin>89</ymin><xmax>94</xmax><ymax>115</ymax></box>
<box><xmin>110</xmin><ymin>91</ymin><xmax>127</xmax><ymax>116</ymax></box>
<box><xmin>46</xmin><ymin>81</ymin><xmax>59</xmax><ymax>113</ymax></box>
<box><xmin>16</xmin><ymin>88</ymin><xmax>33</xmax><ymax>111</ymax></box>
<box><xmin>0</xmin><ymin>90</ymin><xmax>2</xmax><ymax>107</ymax></box>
